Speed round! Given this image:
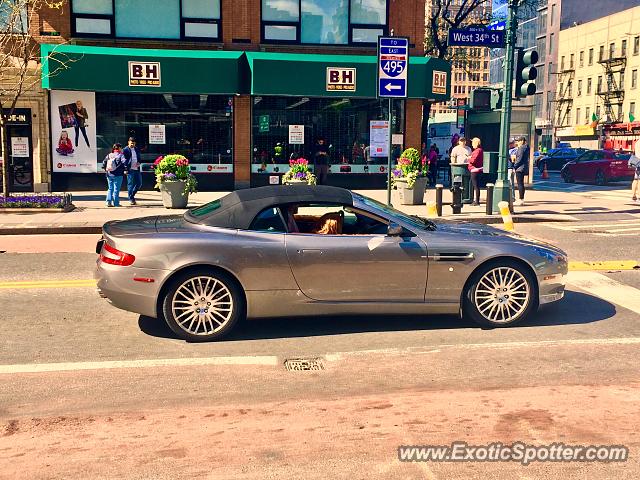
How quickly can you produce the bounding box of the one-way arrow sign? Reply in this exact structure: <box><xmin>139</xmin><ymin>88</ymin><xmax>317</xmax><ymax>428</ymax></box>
<box><xmin>378</xmin><ymin>37</ymin><xmax>409</xmax><ymax>98</ymax></box>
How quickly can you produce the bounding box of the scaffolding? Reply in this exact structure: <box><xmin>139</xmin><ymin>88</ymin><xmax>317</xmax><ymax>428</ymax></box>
<box><xmin>554</xmin><ymin>67</ymin><xmax>574</xmax><ymax>128</ymax></box>
<box><xmin>597</xmin><ymin>55</ymin><xmax>626</xmax><ymax>123</ymax></box>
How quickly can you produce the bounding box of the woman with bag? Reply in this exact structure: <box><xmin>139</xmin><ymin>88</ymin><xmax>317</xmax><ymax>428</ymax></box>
<box><xmin>102</xmin><ymin>143</ymin><xmax>126</xmax><ymax>207</ymax></box>
<box><xmin>631</xmin><ymin>139</ymin><xmax>640</xmax><ymax>203</ymax></box>
<box><xmin>468</xmin><ymin>137</ymin><xmax>484</xmax><ymax>206</ymax></box>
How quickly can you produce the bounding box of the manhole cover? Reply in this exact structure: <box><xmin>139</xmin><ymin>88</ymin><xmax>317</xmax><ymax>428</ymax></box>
<box><xmin>283</xmin><ymin>358</ymin><xmax>325</xmax><ymax>371</ymax></box>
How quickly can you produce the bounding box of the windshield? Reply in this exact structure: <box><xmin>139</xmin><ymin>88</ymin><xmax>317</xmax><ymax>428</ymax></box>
<box><xmin>188</xmin><ymin>199</ymin><xmax>222</xmax><ymax>217</ymax></box>
<box><xmin>354</xmin><ymin>193</ymin><xmax>437</xmax><ymax>231</ymax></box>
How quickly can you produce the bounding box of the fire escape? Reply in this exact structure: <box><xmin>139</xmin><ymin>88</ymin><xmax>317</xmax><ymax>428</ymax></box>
<box><xmin>598</xmin><ymin>53</ymin><xmax>626</xmax><ymax>123</ymax></box>
<box><xmin>555</xmin><ymin>65</ymin><xmax>574</xmax><ymax>128</ymax></box>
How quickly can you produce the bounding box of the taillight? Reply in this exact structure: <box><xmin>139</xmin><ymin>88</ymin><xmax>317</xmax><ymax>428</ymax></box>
<box><xmin>100</xmin><ymin>243</ymin><xmax>135</xmax><ymax>266</ymax></box>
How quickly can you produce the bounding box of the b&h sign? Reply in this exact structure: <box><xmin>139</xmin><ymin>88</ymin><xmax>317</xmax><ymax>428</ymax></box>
<box><xmin>326</xmin><ymin>67</ymin><xmax>356</xmax><ymax>91</ymax></box>
<box><xmin>129</xmin><ymin>61</ymin><xmax>161</xmax><ymax>87</ymax></box>
<box><xmin>432</xmin><ymin>71</ymin><xmax>447</xmax><ymax>95</ymax></box>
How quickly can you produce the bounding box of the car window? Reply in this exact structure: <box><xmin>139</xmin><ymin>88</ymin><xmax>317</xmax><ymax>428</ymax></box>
<box><xmin>595</xmin><ymin>151</ymin><xmax>606</xmax><ymax>160</ymax></box>
<box><xmin>578</xmin><ymin>152</ymin><xmax>594</xmax><ymax>161</ymax></box>
<box><xmin>614</xmin><ymin>153</ymin><xmax>631</xmax><ymax>160</ymax></box>
<box><xmin>249</xmin><ymin>207</ymin><xmax>286</xmax><ymax>233</ymax></box>
<box><xmin>188</xmin><ymin>199</ymin><xmax>221</xmax><ymax>217</ymax></box>
<box><xmin>283</xmin><ymin>203</ymin><xmax>389</xmax><ymax>235</ymax></box>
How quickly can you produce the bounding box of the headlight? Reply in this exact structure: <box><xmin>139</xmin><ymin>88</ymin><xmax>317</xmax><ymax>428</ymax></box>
<box><xmin>534</xmin><ymin>246</ymin><xmax>566</xmax><ymax>264</ymax></box>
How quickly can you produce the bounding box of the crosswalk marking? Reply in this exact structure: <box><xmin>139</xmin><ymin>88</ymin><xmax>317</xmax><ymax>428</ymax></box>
<box><xmin>567</xmin><ymin>271</ymin><xmax>640</xmax><ymax>315</ymax></box>
<box><xmin>547</xmin><ymin>220</ymin><xmax>640</xmax><ymax>235</ymax></box>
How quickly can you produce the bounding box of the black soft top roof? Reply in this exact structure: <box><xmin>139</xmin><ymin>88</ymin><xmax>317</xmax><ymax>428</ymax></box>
<box><xmin>184</xmin><ymin>185</ymin><xmax>354</xmax><ymax>229</ymax></box>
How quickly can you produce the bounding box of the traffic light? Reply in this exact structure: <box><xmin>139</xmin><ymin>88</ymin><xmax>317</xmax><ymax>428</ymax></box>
<box><xmin>470</xmin><ymin>88</ymin><xmax>503</xmax><ymax>111</ymax></box>
<box><xmin>514</xmin><ymin>48</ymin><xmax>539</xmax><ymax>98</ymax></box>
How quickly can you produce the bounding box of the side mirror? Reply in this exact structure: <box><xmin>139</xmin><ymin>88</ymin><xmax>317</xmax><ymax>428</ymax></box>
<box><xmin>387</xmin><ymin>222</ymin><xmax>403</xmax><ymax>237</ymax></box>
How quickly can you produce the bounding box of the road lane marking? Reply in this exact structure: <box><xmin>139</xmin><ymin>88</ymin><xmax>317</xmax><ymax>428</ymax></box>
<box><xmin>0</xmin><ymin>279</ymin><xmax>96</xmax><ymax>289</ymax></box>
<box><xmin>568</xmin><ymin>260</ymin><xmax>638</xmax><ymax>271</ymax></box>
<box><xmin>567</xmin><ymin>271</ymin><xmax>640</xmax><ymax>315</ymax></box>
<box><xmin>0</xmin><ymin>356</ymin><xmax>280</xmax><ymax>374</ymax></box>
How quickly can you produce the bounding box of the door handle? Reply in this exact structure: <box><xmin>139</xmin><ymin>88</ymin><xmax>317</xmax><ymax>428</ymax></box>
<box><xmin>297</xmin><ymin>249</ymin><xmax>324</xmax><ymax>255</ymax></box>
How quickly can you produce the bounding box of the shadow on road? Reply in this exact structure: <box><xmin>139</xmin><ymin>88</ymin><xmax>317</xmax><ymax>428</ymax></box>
<box><xmin>137</xmin><ymin>289</ymin><xmax>615</xmax><ymax>342</ymax></box>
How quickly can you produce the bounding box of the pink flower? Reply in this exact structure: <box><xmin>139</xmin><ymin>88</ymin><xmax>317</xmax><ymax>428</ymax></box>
<box><xmin>153</xmin><ymin>156</ymin><xmax>164</xmax><ymax>165</ymax></box>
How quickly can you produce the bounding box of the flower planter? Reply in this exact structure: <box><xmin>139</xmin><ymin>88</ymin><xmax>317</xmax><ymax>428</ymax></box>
<box><xmin>160</xmin><ymin>180</ymin><xmax>189</xmax><ymax>209</ymax></box>
<box><xmin>396</xmin><ymin>177</ymin><xmax>427</xmax><ymax>205</ymax></box>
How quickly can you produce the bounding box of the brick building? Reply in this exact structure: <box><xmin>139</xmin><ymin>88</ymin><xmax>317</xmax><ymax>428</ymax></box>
<box><xmin>19</xmin><ymin>0</ymin><xmax>450</xmax><ymax>191</ymax></box>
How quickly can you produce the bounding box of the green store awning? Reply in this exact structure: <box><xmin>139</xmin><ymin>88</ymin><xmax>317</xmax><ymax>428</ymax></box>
<box><xmin>245</xmin><ymin>51</ymin><xmax>451</xmax><ymax>101</ymax></box>
<box><xmin>41</xmin><ymin>44</ymin><xmax>246</xmax><ymax>95</ymax></box>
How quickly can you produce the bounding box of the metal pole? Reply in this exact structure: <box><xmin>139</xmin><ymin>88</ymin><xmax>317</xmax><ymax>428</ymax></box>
<box><xmin>435</xmin><ymin>183</ymin><xmax>443</xmax><ymax>216</ymax></box>
<box><xmin>387</xmin><ymin>97</ymin><xmax>393</xmax><ymax>206</ymax></box>
<box><xmin>485</xmin><ymin>183</ymin><xmax>494</xmax><ymax>215</ymax></box>
<box><xmin>493</xmin><ymin>0</ymin><xmax>519</xmax><ymax>213</ymax></box>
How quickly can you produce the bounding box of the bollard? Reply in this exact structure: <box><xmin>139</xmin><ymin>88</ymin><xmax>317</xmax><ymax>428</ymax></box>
<box><xmin>485</xmin><ymin>183</ymin><xmax>494</xmax><ymax>215</ymax></box>
<box><xmin>450</xmin><ymin>176</ymin><xmax>463</xmax><ymax>214</ymax></box>
<box><xmin>426</xmin><ymin>201</ymin><xmax>438</xmax><ymax>218</ymax></box>
<box><xmin>498</xmin><ymin>201</ymin><xmax>514</xmax><ymax>231</ymax></box>
<box><xmin>435</xmin><ymin>184</ymin><xmax>443</xmax><ymax>217</ymax></box>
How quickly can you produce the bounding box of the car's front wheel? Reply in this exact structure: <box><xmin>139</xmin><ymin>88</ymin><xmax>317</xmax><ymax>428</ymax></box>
<box><xmin>595</xmin><ymin>170</ymin><xmax>607</xmax><ymax>186</ymax></box>
<box><xmin>162</xmin><ymin>269</ymin><xmax>244</xmax><ymax>342</ymax></box>
<box><xmin>463</xmin><ymin>261</ymin><xmax>538</xmax><ymax>328</ymax></box>
<box><xmin>561</xmin><ymin>169</ymin><xmax>574</xmax><ymax>183</ymax></box>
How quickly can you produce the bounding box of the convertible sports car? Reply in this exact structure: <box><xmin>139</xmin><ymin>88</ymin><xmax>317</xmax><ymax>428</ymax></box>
<box><xmin>95</xmin><ymin>185</ymin><xmax>567</xmax><ymax>341</ymax></box>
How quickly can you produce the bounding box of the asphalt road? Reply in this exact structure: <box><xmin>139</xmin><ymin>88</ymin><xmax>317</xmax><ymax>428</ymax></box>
<box><xmin>0</xmin><ymin>223</ymin><xmax>639</xmax><ymax>479</ymax></box>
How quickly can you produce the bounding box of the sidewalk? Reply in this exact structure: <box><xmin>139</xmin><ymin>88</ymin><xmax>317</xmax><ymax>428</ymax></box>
<box><xmin>0</xmin><ymin>183</ymin><xmax>638</xmax><ymax>235</ymax></box>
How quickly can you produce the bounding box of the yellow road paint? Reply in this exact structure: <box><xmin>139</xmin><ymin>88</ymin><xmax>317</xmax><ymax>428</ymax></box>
<box><xmin>0</xmin><ymin>279</ymin><xmax>96</xmax><ymax>289</ymax></box>
<box><xmin>568</xmin><ymin>261</ymin><xmax>638</xmax><ymax>271</ymax></box>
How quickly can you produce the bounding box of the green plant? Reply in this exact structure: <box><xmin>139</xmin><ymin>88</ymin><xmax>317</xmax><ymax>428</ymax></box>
<box><xmin>282</xmin><ymin>158</ymin><xmax>317</xmax><ymax>185</ymax></box>
<box><xmin>392</xmin><ymin>147</ymin><xmax>428</xmax><ymax>188</ymax></box>
<box><xmin>154</xmin><ymin>154</ymin><xmax>198</xmax><ymax>195</ymax></box>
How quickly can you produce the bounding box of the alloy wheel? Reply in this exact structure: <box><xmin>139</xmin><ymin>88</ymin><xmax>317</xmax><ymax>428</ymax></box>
<box><xmin>171</xmin><ymin>276</ymin><xmax>234</xmax><ymax>336</ymax></box>
<box><xmin>473</xmin><ymin>267</ymin><xmax>530</xmax><ymax>324</ymax></box>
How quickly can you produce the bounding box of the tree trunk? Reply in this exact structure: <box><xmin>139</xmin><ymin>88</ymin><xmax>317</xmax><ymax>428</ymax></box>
<box><xmin>1</xmin><ymin>122</ymin><xmax>9</xmax><ymax>198</ymax></box>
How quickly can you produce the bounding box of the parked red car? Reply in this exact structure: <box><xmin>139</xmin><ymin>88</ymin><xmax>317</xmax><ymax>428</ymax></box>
<box><xmin>560</xmin><ymin>150</ymin><xmax>634</xmax><ymax>185</ymax></box>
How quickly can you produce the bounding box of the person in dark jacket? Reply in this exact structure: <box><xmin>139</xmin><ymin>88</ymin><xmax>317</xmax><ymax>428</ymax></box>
<box><xmin>468</xmin><ymin>137</ymin><xmax>484</xmax><ymax>206</ymax></box>
<box><xmin>513</xmin><ymin>136</ymin><xmax>530</xmax><ymax>206</ymax></box>
<box><xmin>313</xmin><ymin>138</ymin><xmax>329</xmax><ymax>185</ymax></box>
<box><xmin>102</xmin><ymin>143</ymin><xmax>125</xmax><ymax>207</ymax></box>
<box><xmin>123</xmin><ymin>137</ymin><xmax>142</xmax><ymax>205</ymax></box>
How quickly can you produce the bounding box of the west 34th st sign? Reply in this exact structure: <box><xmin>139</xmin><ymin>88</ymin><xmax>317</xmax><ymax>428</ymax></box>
<box><xmin>448</xmin><ymin>27</ymin><xmax>505</xmax><ymax>48</ymax></box>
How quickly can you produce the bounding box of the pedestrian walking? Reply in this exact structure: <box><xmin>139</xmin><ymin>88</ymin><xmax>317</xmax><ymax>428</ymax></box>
<box><xmin>102</xmin><ymin>143</ymin><xmax>125</xmax><ymax>207</ymax></box>
<box><xmin>508</xmin><ymin>139</ymin><xmax>518</xmax><ymax>202</ymax></box>
<box><xmin>513</xmin><ymin>136</ymin><xmax>530</xmax><ymax>206</ymax></box>
<box><xmin>631</xmin><ymin>139</ymin><xmax>640</xmax><ymax>202</ymax></box>
<box><xmin>313</xmin><ymin>137</ymin><xmax>329</xmax><ymax>185</ymax></box>
<box><xmin>427</xmin><ymin>144</ymin><xmax>438</xmax><ymax>185</ymax></box>
<box><xmin>468</xmin><ymin>137</ymin><xmax>484</xmax><ymax>206</ymax></box>
<box><xmin>123</xmin><ymin>137</ymin><xmax>142</xmax><ymax>205</ymax></box>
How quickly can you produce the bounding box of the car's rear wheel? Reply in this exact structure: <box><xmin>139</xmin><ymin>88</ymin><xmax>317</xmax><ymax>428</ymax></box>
<box><xmin>162</xmin><ymin>269</ymin><xmax>244</xmax><ymax>342</ymax></box>
<box><xmin>561</xmin><ymin>169</ymin><xmax>574</xmax><ymax>183</ymax></box>
<box><xmin>463</xmin><ymin>261</ymin><xmax>538</xmax><ymax>328</ymax></box>
<box><xmin>595</xmin><ymin>170</ymin><xmax>607</xmax><ymax>186</ymax></box>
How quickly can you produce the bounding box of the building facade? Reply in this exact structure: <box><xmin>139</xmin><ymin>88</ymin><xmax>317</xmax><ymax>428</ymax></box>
<box><xmin>425</xmin><ymin>0</ymin><xmax>492</xmax><ymax>116</ymax></box>
<box><xmin>555</xmin><ymin>5</ymin><xmax>640</xmax><ymax>149</ymax></box>
<box><xmin>13</xmin><ymin>0</ymin><xmax>451</xmax><ymax>192</ymax></box>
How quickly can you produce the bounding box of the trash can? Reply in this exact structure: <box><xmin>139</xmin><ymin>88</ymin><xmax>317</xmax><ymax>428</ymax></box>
<box><xmin>450</xmin><ymin>163</ymin><xmax>471</xmax><ymax>203</ymax></box>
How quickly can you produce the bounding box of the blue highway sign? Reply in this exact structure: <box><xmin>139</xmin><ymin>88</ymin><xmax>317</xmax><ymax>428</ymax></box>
<box><xmin>378</xmin><ymin>36</ymin><xmax>409</xmax><ymax>98</ymax></box>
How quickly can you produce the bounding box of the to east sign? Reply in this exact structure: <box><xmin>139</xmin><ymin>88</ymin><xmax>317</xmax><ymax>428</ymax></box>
<box><xmin>447</xmin><ymin>28</ymin><xmax>505</xmax><ymax>48</ymax></box>
<box><xmin>378</xmin><ymin>37</ymin><xmax>409</xmax><ymax>98</ymax></box>
<box><xmin>129</xmin><ymin>61</ymin><xmax>161</xmax><ymax>87</ymax></box>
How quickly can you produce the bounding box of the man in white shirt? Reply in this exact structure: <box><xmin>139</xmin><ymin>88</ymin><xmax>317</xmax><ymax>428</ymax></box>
<box><xmin>450</xmin><ymin>137</ymin><xmax>471</xmax><ymax>164</ymax></box>
<box><xmin>123</xmin><ymin>137</ymin><xmax>142</xmax><ymax>206</ymax></box>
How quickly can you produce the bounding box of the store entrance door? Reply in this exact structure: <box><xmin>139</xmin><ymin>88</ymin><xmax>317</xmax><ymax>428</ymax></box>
<box><xmin>2</xmin><ymin>109</ymin><xmax>33</xmax><ymax>191</ymax></box>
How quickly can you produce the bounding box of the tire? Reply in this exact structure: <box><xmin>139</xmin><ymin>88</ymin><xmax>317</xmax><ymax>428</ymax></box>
<box><xmin>595</xmin><ymin>170</ymin><xmax>607</xmax><ymax>186</ymax></box>
<box><xmin>561</xmin><ymin>170</ymin><xmax>574</xmax><ymax>183</ymax></box>
<box><xmin>462</xmin><ymin>260</ymin><xmax>538</xmax><ymax>328</ymax></box>
<box><xmin>161</xmin><ymin>269</ymin><xmax>245</xmax><ymax>342</ymax></box>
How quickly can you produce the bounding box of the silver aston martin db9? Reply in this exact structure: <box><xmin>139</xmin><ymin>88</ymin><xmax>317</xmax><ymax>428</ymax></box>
<box><xmin>95</xmin><ymin>185</ymin><xmax>567</xmax><ymax>341</ymax></box>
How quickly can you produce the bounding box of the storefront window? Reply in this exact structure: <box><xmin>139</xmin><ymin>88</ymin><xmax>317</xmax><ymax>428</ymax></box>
<box><xmin>262</xmin><ymin>0</ymin><xmax>387</xmax><ymax>45</ymax></box>
<box><xmin>71</xmin><ymin>0</ymin><xmax>221</xmax><ymax>40</ymax></box>
<box><xmin>95</xmin><ymin>93</ymin><xmax>233</xmax><ymax>171</ymax></box>
<box><xmin>251</xmin><ymin>97</ymin><xmax>404</xmax><ymax>185</ymax></box>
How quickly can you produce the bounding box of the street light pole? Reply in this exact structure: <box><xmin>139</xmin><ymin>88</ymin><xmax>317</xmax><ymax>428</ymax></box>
<box><xmin>493</xmin><ymin>0</ymin><xmax>519</xmax><ymax>212</ymax></box>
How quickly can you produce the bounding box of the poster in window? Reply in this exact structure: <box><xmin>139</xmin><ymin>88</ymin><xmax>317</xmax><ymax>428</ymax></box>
<box><xmin>369</xmin><ymin>120</ymin><xmax>389</xmax><ymax>157</ymax></box>
<box><xmin>50</xmin><ymin>90</ymin><xmax>97</xmax><ymax>173</ymax></box>
<box><xmin>288</xmin><ymin>125</ymin><xmax>304</xmax><ymax>144</ymax></box>
<box><xmin>149</xmin><ymin>124</ymin><xmax>166</xmax><ymax>144</ymax></box>
<box><xmin>10</xmin><ymin>137</ymin><xmax>29</xmax><ymax>157</ymax></box>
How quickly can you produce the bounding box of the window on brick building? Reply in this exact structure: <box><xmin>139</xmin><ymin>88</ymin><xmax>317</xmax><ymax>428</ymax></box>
<box><xmin>635</xmin><ymin>36</ymin><xmax>640</xmax><ymax>56</ymax></box>
<box><xmin>588</xmin><ymin>48</ymin><xmax>593</xmax><ymax>65</ymax></box>
<box><xmin>579</xmin><ymin>51</ymin><xmax>584</xmax><ymax>67</ymax></box>
<box><xmin>261</xmin><ymin>0</ymin><xmax>388</xmax><ymax>45</ymax></box>
<box><xmin>587</xmin><ymin>77</ymin><xmax>592</xmax><ymax>95</ymax></box>
<box><xmin>71</xmin><ymin>0</ymin><xmax>222</xmax><ymax>40</ymax></box>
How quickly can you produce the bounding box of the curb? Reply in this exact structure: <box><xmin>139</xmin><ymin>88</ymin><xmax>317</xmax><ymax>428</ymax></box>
<box><xmin>0</xmin><ymin>226</ymin><xmax>103</xmax><ymax>235</ymax></box>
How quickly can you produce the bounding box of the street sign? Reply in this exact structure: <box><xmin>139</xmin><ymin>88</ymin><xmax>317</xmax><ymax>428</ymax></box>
<box><xmin>377</xmin><ymin>36</ymin><xmax>409</xmax><ymax>98</ymax></box>
<box><xmin>448</xmin><ymin>27</ymin><xmax>505</xmax><ymax>48</ymax></box>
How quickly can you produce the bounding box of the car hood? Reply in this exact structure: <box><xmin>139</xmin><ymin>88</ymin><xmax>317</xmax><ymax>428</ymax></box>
<box><xmin>432</xmin><ymin>221</ymin><xmax>565</xmax><ymax>253</ymax></box>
